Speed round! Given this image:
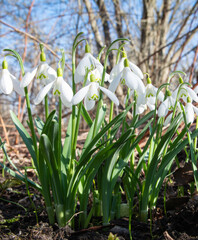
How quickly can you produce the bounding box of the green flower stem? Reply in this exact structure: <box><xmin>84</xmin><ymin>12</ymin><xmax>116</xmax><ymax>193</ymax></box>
<box><xmin>58</xmin><ymin>97</ymin><xmax>62</xmax><ymax>171</ymax></box>
<box><xmin>194</xmin><ymin>116</ymin><xmax>198</xmax><ymax>149</ymax></box>
<box><xmin>44</xmin><ymin>95</ymin><xmax>49</xmax><ymax>120</ymax></box>
<box><xmin>92</xmin><ymin>59</ymin><xmax>107</xmax><ymax>138</ymax></box>
<box><xmin>122</xmin><ymin>88</ymin><xmax>130</xmax><ymax>134</ymax></box>
<box><xmin>93</xmin><ymin>38</ymin><xmax>128</xmax><ymax>139</ymax></box>
<box><xmin>71</xmin><ymin>43</ymin><xmax>77</xmax><ymax>160</ymax></box>
<box><xmin>24</xmin><ymin>87</ymin><xmax>38</xmax><ymax>160</ymax></box>
<box><xmin>107</xmin><ymin>101</ymin><xmax>114</xmax><ymax>141</ymax></box>
<box><xmin>72</xmin><ymin>73</ymin><xmax>88</xmax><ymax>158</ymax></box>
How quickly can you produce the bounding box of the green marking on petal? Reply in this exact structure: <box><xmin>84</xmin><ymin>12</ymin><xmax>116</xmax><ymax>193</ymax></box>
<box><xmin>89</xmin><ymin>94</ymin><xmax>98</xmax><ymax>101</ymax></box>
<box><xmin>54</xmin><ymin>89</ymin><xmax>61</xmax><ymax>95</ymax></box>
<box><xmin>38</xmin><ymin>73</ymin><xmax>47</xmax><ymax>80</ymax></box>
<box><xmin>146</xmin><ymin>93</ymin><xmax>154</xmax><ymax>98</ymax></box>
<box><xmin>181</xmin><ymin>93</ymin><xmax>186</xmax><ymax>98</ymax></box>
<box><xmin>121</xmin><ymin>78</ymin><xmax>125</xmax><ymax>85</ymax></box>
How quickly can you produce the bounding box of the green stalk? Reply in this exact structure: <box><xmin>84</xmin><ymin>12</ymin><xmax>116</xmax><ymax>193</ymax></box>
<box><xmin>194</xmin><ymin>116</ymin><xmax>198</xmax><ymax>149</ymax></box>
<box><xmin>92</xmin><ymin>61</ymin><xmax>107</xmax><ymax>138</ymax></box>
<box><xmin>122</xmin><ymin>88</ymin><xmax>130</xmax><ymax>134</ymax></box>
<box><xmin>71</xmin><ymin>42</ymin><xmax>77</xmax><ymax>160</ymax></box>
<box><xmin>93</xmin><ymin>38</ymin><xmax>129</xmax><ymax>139</ymax></box>
<box><xmin>107</xmin><ymin>101</ymin><xmax>114</xmax><ymax>141</ymax></box>
<box><xmin>24</xmin><ymin>87</ymin><xmax>38</xmax><ymax>158</ymax></box>
<box><xmin>45</xmin><ymin>95</ymin><xmax>49</xmax><ymax>120</ymax></box>
<box><xmin>58</xmin><ymin>97</ymin><xmax>62</xmax><ymax>171</ymax></box>
<box><xmin>72</xmin><ymin>72</ymin><xmax>88</xmax><ymax>158</ymax></box>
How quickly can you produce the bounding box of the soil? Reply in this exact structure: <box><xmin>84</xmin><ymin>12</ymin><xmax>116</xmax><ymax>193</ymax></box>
<box><xmin>0</xmin><ymin>146</ymin><xmax>198</xmax><ymax>239</ymax></box>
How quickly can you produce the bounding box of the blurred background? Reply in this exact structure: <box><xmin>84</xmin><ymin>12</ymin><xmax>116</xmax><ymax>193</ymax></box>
<box><xmin>0</xmin><ymin>0</ymin><xmax>198</xmax><ymax>143</ymax></box>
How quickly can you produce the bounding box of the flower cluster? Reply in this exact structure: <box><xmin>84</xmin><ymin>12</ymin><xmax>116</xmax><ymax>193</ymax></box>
<box><xmin>1</xmin><ymin>44</ymin><xmax>198</xmax><ymax>125</ymax></box>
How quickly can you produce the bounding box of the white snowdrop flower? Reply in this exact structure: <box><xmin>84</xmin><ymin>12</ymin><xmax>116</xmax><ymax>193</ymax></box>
<box><xmin>0</xmin><ymin>59</ymin><xmax>24</xmax><ymax>95</ymax></box>
<box><xmin>72</xmin><ymin>74</ymin><xmax>119</xmax><ymax>111</ymax></box>
<box><xmin>144</xmin><ymin>76</ymin><xmax>164</xmax><ymax>110</ymax></box>
<box><xmin>173</xmin><ymin>85</ymin><xmax>198</xmax><ymax>103</ymax></box>
<box><xmin>34</xmin><ymin>68</ymin><xmax>73</xmax><ymax>108</ymax></box>
<box><xmin>74</xmin><ymin>43</ymin><xmax>109</xmax><ymax>84</ymax></box>
<box><xmin>109</xmin><ymin>58</ymin><xmax>142</xmax><ymax>93</ymax></box>
<box><xmin>184</xmin><ymin>97</ymin><xmax>198</xmax><ymax>124</ymax></box>
<box><xmin>20</xmin><ymin>63</ymin><xmax>56</xmax><ymax>88</ymax></box>
<box><xmin>109</xmin><ymin>51</ymin><xmax>144</xmax><ymax>84</ymax></box>
<box><xmin>158</xmin><ymin>90</ymin><xmax>176</xmax><ymax>117</ymax></box>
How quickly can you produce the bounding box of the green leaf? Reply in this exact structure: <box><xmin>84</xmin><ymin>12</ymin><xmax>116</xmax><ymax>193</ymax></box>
<box><xmin>35</xmin><ymin>116</ymin><xmax>44</xmax><ymax>136</ymax></box>
<box><xmin>10</xmin><ymin>110</ymin><xmax>37</xmax><ymax>170</ymax></box>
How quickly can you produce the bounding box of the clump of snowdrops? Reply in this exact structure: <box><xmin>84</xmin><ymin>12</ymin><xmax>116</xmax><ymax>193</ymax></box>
<box><xmin>0</xmin><ymin>33</ymin><xmax>198</xmax><ymax>238</ymax></box>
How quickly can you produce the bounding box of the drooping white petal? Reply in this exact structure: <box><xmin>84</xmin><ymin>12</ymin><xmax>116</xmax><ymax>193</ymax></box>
<box><xmin>21</xmin><ymin>67</ymin><xmax>37</xmax><ymax>88</ymax></box>
<box><xmin>157</xmin><ymin>90</ymin><xmax>164</xmax><ymax>102</ymax></box>
<box><xmin>36</xmin><ymin>63</ymin><xmax>47</xmax><ymax>79</ymax></box>
<box><xmin>72</xmin><ymin>85</ymin><xmax>90</xmax><ymax>105</ymax></box>
<box><xmin>164</xmin><ymin>113</ymin><xmax>173</xmax><ymax>126</ymax></box>
<box><xmin>136</xmin><ymin>77</ymin><xmax>146</xmax><ymax>94</ymax></box>
<box><xmin>124</xmin><ymin>67</ymin><xmax>139</xmax><ymax>90</ymax></box>
<box><xmin>147</xmin><ymin>102</ymin><xmax>155</xmax><ymax>111</ymax></box>
<box><xmin>109</xmin><ymin>71</ymin><xmax>122</xmax><ymax>93</ymax></box>
<box><xmin>74</xmin><ymin>71</ymin><xmax>84</xmax><ymax>84</ymax></box>
<box><xmin>46</xmin><ymin>65</ymin><xmax>57</xmax><ymax>82</ymax></box>
<box><xmin>37</xmin><ymin>63</ymin><xmax>57</xmax><ymax>85</ymax></box>
<box><xmin>185</xmin><ymin>86</ymin><xmax>198</xmax><ymax>102</ymax></box>
<box><xmin>12</xmin><ymin>76</ymin><xmax>25</xmax><ymax>96</ymax></box>
<box><xmin>137</xmin><ymin>92</ymin><xmax>146</xmax><ymax>105</ymax></box>
<box><xmin>129</xmin><ymin>61</ymin><xmax>144</xmax><ymax>79</ymax></box>
<box><xmin>109</xmin><ymin>58</ymin><xmax>124</xmax><ymax>83</ymax></box>
<box><xmin>86</xmin><ymin>82</ymin><xmax>100</xmax><ymax>101</ymax></box>
<box><xmin>194</xmin><ymin>85</ymin><xmax>198</xmax><ymax>94</ymax></box>
<box><xmin>75</xmin><ymin>53</ymin><xmax>95</xmax><ymax>81</ymax></box>
<box><xmin>136</xmin><ymin>104</ymin><xmax>147</xmax><ymax>114</ymax></box>
<box><xmin>53</xmin><ymin>76</ymin><xmax>63</xmax><ymax>96</ymax></box>
<box><xmin>193</xmin><ymin>105</ymin><xmax>198</xmax><ymax>115</ymax></box>
<box><xmin>60</xmin><ymin>80</ymin><xmax>73</xmax><ymax>107</ymax></box>
<box><xmin>84</xmin><ymin>96</ymin><xmax>95</xmax><ymax>111</ymax></box>
<box><xmin>34</xmin><ymin>81</ymin><xmax>55</xmax><ymax>105</ymax></box>
<box><xmin>158</xmin><ymin>99</ymin><xmax>169</xmax><ymax>117</ymax></box>
<box><xmin>147</xmin><ymin>96</ymin><xmax>156</xmax><ymax>105</ymax></box>
<box><xmin>94</xmin><ymin>60</ymin><xmax>109</xmax><ymax>82</ymax></box>
<box><xmin>185</xmin><ymin>103</ymin><xmax>194</xmax><ymax>124</ymax></box>
<box><xmin>99</xmin><ymin>86</ymin><xmax>119</xmax><ymax>106</ymax></box>
<box><xmin>0</xmin><ymin>69</ymin><xmax>13</xmax><ymax>94</ymax></box>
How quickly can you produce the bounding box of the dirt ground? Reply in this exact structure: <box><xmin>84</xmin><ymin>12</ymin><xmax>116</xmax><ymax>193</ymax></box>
<box><xmin>0</xmin><ymin>145</ymin><xmax>198</xmax><ymax>240</ymax></box>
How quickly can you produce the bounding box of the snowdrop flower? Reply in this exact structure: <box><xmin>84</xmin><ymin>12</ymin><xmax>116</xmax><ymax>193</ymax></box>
<box><xmin>0</xmin><ymin>59</ymin><xmax>24</xmax><ymax>95</ymax></box>
<box><xmin>184</xmin><ymin>97</ymin><xmax>198</xmax><ymax>124</ymax></box>
<box><xmin>109</xmin><ymin>51</ymin><xmax>144</xmax><ymax>83</ymax></box>
<box><xmin>74</xmin><ymin>43</ymin><xmax>109</xmax><ymax>84</ymax></box>
<box><xmin>109</xmin><ymin>58</ymin><xmax>143</xmax><ymax>93</ymax></box>
<box><xmin>20</xmin><ymin>63</ymin><xmax>56</xmax><ymax>88</ymax></box>
<box><xmin>144</xmin><ymin>77</ymin><xmax>164</xmax><ymax>110</ymax></box>
<box><xmin>158</xmin><ymin>90</ymin><xmax>176</xmax><ymax>117</ymax></box>
<box><xmin>72</xmin><ymin>73</ymin><xmax>119</xmax><ymax>111</ymax></box>
<box><xmin>34</xmin><ymin>67</ymin><xmax>73</xmax><ymax>108</ymax></box>
<box><xmin>172</xmin><ymin>84</ymin><xmax>198</xmax><ymax>103</ymax></box>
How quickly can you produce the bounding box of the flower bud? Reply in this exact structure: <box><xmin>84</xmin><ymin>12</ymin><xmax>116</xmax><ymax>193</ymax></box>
<box><xmin>2</xmin><ymin>59</ymin><xmax>8</xmax><ymax>69</ymax></box>
<box><xmin>85</xmin><ymin>43</ymin><xmax>91</xmax><ymax>53</ymax></box>
<box><xmin>90</xmin><ymin>74</ymin><xmax>96</xmax><ymax>82</ymax></box>
<box><xmin>40</xmin><ymin>51</ymin><xmax>46</xmax><ymax>62</ymax></box>
<box><xmin>179</xmin><ymin>76</ymin><xmax>183</xmax><ymax>84</ymax></box>
<box><xmin>167</xmin><ymin>89</ymin><xmax>172</xmax><ymax>96</ymax></box>
<box><xmin>124</xmin><ymin>58</ymin><xmax>129</xmax><ymax>67</ymax></box>
<box><xmin>147</xmin><ymin>76</ymin><xmax>151</xmax><ymax>84</ymax></box>
<box><xmin>57</xmin><ymin>67</ymin><xmax>63</xmax><ymax>77</ymax></box>
<box><xmin>122</xmin><ymin>50</ymin><xmax>127</xmax><ymax>58</ymax></box>
<box><xmin>187</xmin><ymin>96</ymin><xmax>191</xmax><ymax>103</ymax></box>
